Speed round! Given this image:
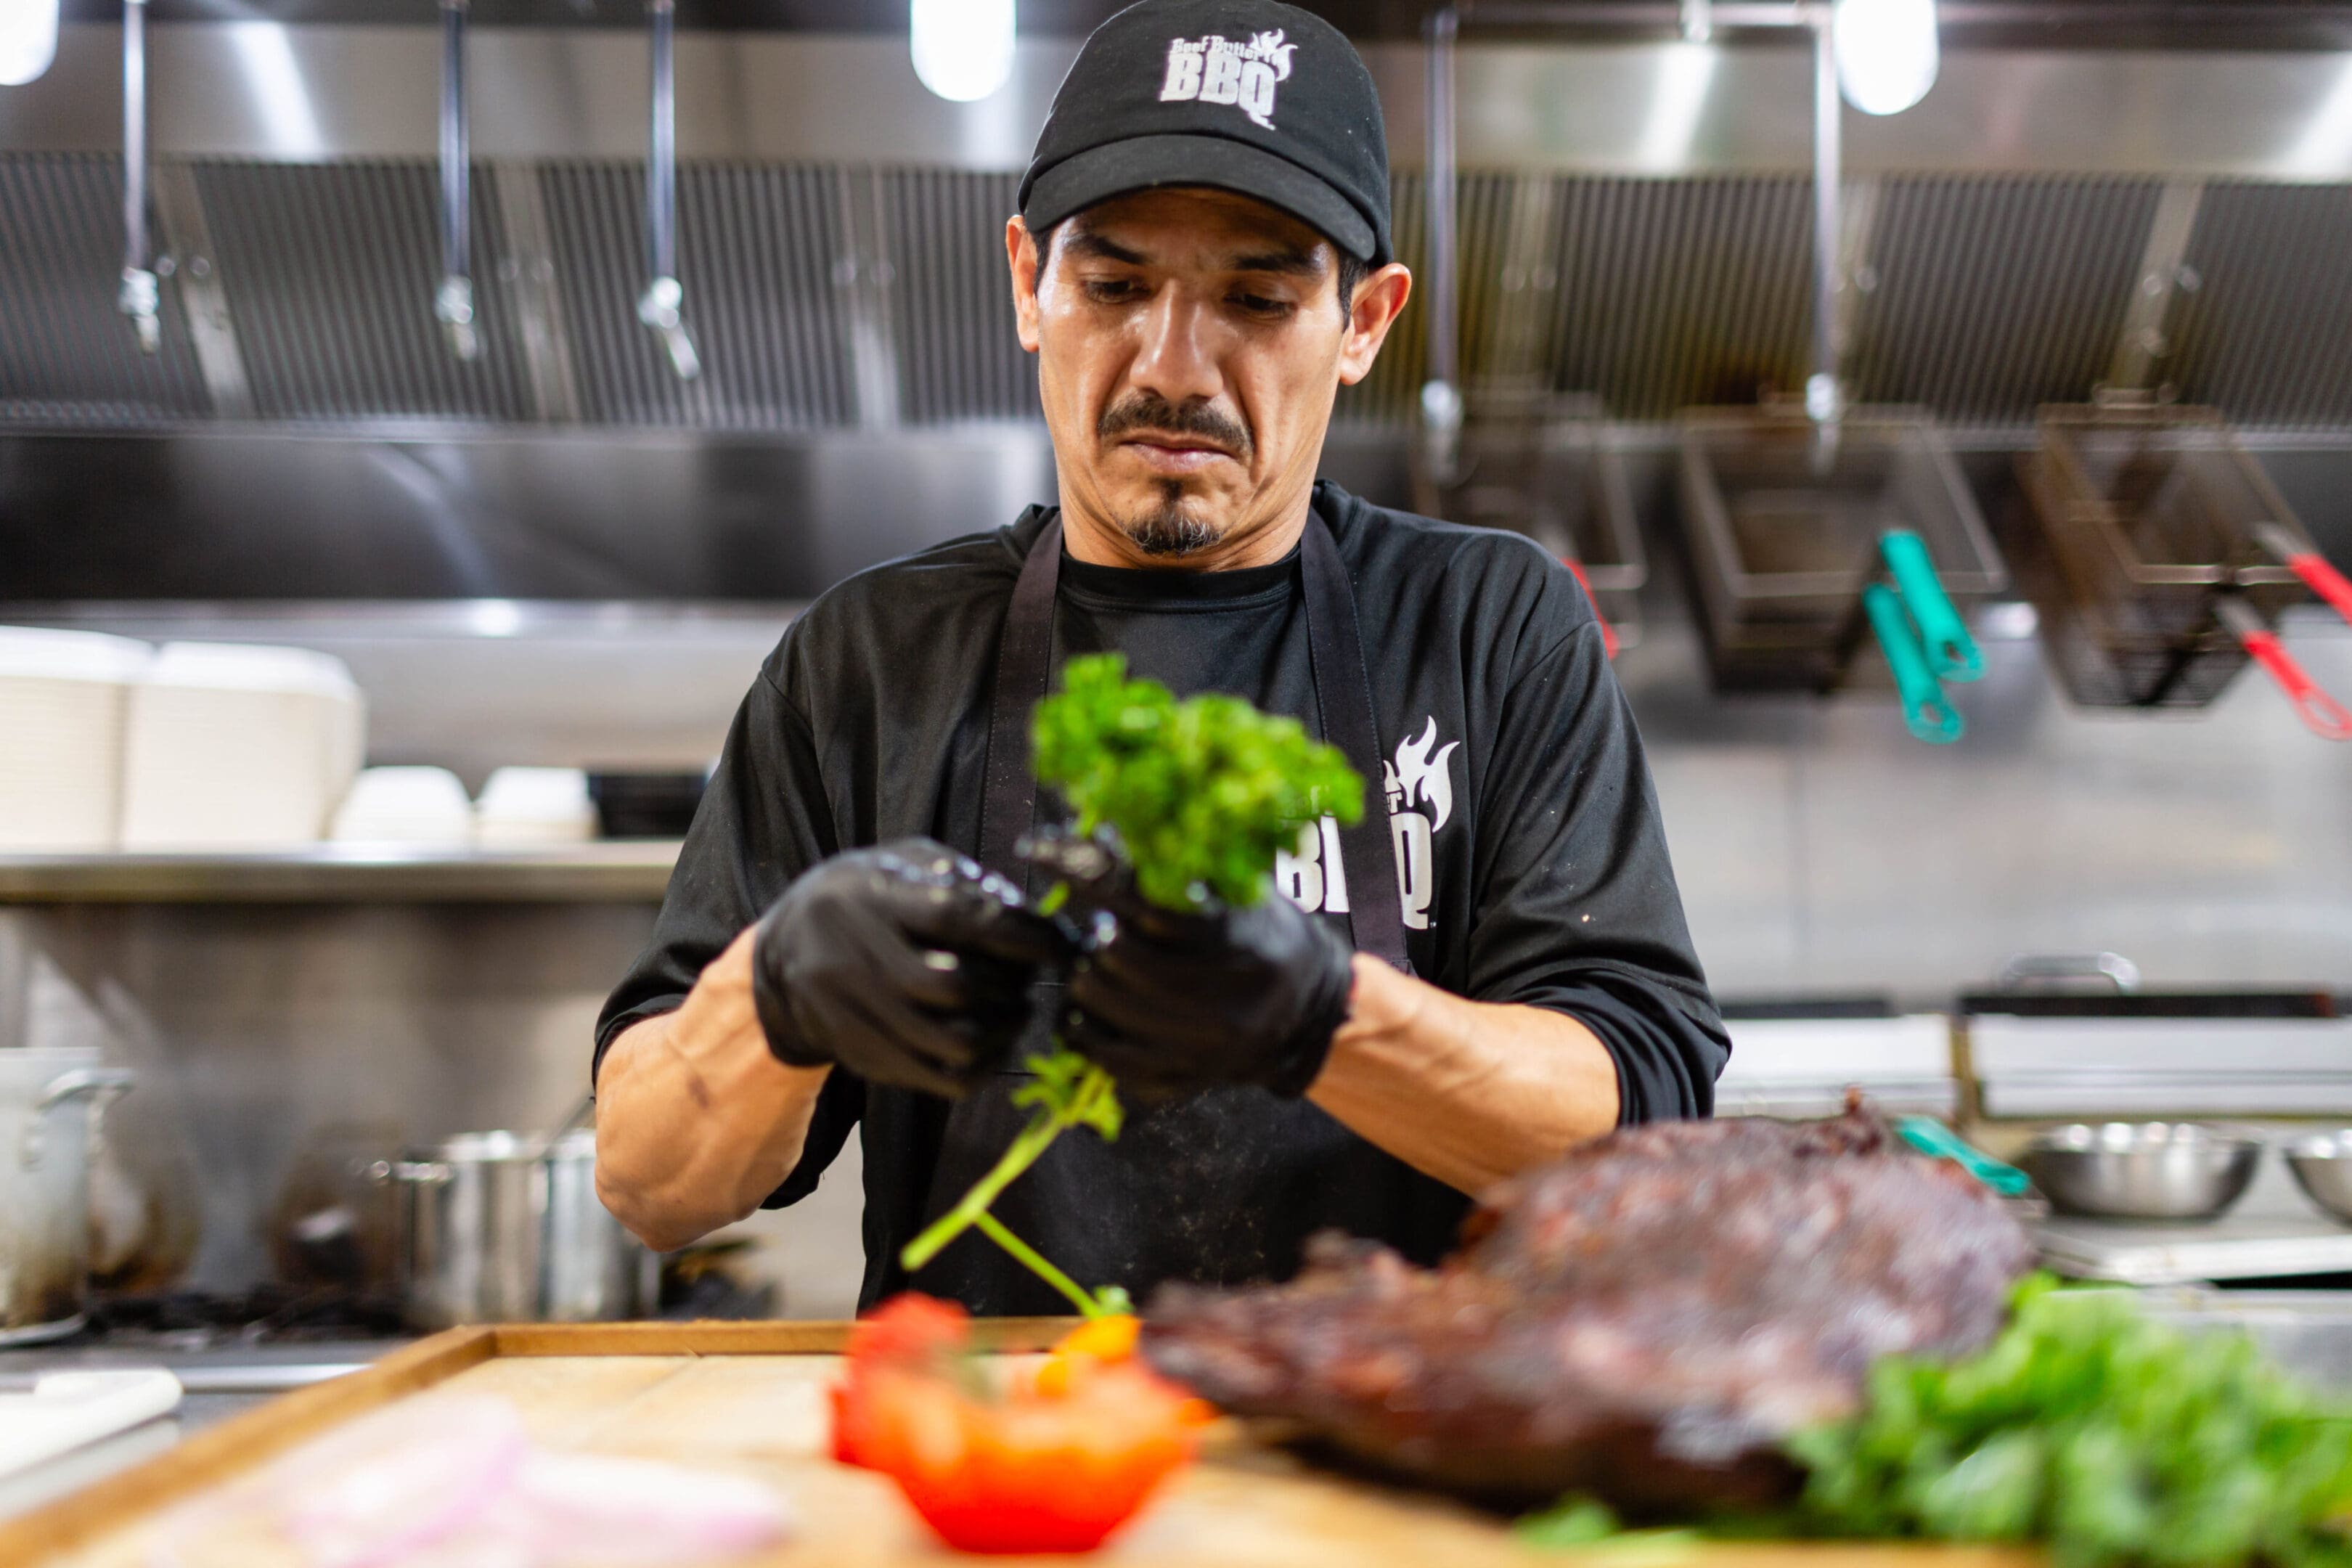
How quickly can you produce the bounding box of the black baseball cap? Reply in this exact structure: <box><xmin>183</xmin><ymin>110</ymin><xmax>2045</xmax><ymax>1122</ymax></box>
<box><xmin>1018</xmin><ymin>0</ymin><xmax>1394</xmax><ymax>267</ymax></box>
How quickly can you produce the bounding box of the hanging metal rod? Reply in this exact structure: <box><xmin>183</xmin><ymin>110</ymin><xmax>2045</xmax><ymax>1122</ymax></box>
<box><xmin>1417</xmin><ymin>4</ymin><xmax>1464</xmax><ymax>490</ymax></box>
<box><xmin>118</xmin><ymin>0</ymin><xmax>160</xmax><ymax>355</ymax></box>
<box><xmin>635</xmin><ymin>0</ymin><xmax>701</xmax><ymax>383</ymax></box>
<box><xmin>436</xmin><ymin>0</ymin><xmax>480</xmax><ymax>363</ymax></box>
<box><xmin>1806</xmin><ymin>5</ymin><xmax>1841</xmax><ymax>425</ymax></box>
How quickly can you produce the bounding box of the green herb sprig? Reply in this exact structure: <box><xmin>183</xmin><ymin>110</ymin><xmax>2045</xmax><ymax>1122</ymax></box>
<box><xmin>1525</xmin><ymin>1277</ymin><xmax>2352</xmax><ymax>1567</ymax></box>
<box><xmin>1781</xmin><ymin>1275</ymin><xmax>2352</xmax><ymax>1567</ymax></box>
<box><xmin>1032</xmin><ymin>653</ymin><xmax>1365</xmax><ymax>910</ymax></box>
<box><xmin>899</xmin><ymin>654</ymin><xmax>1365</xmax><ymax>1316</ymax></box>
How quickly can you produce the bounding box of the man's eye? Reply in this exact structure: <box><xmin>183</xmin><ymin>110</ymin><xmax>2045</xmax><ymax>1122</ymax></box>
<box><xmin>1232</xmin><ymin>293</ymin><xmax>1294</xmax><ymax>318</ymax></box>
<box><xmin>1083</xmin><ymin>279</ymin><xmax>1145</xmax><ymax>304</ymax></box>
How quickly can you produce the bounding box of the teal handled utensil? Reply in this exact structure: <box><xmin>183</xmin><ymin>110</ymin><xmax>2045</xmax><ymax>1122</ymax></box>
<box><xmin>1863</xmin><ymin>583</ymin><xmax>1964</xmax><ymax>743</ymax></box>
<box><xmin>1898</xmin><ymin>1115</ymin><xmax>2033</xmax><ymax>1197</ymax></box>
<box><xmin>1879</xmin><ymin>529</ymin><xmax>1984</xmax><ymax>682</ymax></box>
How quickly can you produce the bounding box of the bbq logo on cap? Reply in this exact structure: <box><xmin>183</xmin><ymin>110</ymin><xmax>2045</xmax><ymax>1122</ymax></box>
<box><xmin>1159</xmin><ymin>30</ymin><xmax>1298</xmax><ymax>130</ymax></box>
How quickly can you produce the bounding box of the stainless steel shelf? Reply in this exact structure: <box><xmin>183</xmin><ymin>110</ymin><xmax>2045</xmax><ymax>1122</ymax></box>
<box><xmin>0</xmin><ymin>844</ymin><xmax>681</xmax><ymax>903</ymax></box>
<box><xmin>2035</xmin><ymin>1161</ymin><xmax>2352</xmax><ymax>1285</ymax></box>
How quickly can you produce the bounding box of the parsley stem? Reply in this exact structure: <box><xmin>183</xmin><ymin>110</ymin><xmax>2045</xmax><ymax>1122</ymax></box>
<box><xmin>899</xmin><ymin>1106</ymin><xmax>1063</xmax><ymax>1273</ymax></box>
<box><xmin>973</xmin><ymin>1211</ymin><xmax>1108</xmax><ymax>1318</ymax></box>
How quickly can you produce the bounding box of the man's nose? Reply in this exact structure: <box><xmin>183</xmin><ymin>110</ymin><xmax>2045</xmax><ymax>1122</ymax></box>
<box><xmin>1127</xmin><ymin>289</ymin><xmax>1223</xmax><ymax>408</ymax></box>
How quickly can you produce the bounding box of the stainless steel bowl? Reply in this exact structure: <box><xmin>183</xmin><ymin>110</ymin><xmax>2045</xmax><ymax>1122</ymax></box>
<box><xmin>2018</xmin><ymin>1122</ymin><xmax>2263</xmax><ymax>1221</ymax></box>
<box><xmin>2286</xmin><ymin>1131</ymin><xmax>2352</xmax><ymax>1225</ymax></box>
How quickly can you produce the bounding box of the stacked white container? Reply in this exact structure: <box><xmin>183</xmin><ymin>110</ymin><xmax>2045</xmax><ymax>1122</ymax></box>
<box><xmin>473</xmin><ymin>767</ymin><xmax>597</xmax><ymax>847</ymax></box>
<box><xmin>0</xmin><ymin>629</ymin><xmax>154</xmax><ymax>852</ymax></box>
<box><xmin>118</xmin><ymin>643</ymin><xmax>367</xmax><ymax>851</ymax></box>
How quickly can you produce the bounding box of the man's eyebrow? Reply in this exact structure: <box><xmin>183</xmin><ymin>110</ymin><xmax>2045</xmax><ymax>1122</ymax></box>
<box><xmin>1062</xmin><ymin>231</ymin><xmax>1150</xmax><ymax>266</ymax></box>
<box><xmin>1228</xmin><ymin>247</ymin><xmax>1325</xmax><ymax>277</ymax></box>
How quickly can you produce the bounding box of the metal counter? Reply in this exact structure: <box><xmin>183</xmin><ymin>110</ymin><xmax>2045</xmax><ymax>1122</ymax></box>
<box><xmin>0</xmin><ymin>1340</ymin><xmax>407</xmax><ymax>1524</ymax></box>
<box><xmin>0</xmin><ymin>844</ymin><xmax>682</xmax><ymax>905</ymax></box>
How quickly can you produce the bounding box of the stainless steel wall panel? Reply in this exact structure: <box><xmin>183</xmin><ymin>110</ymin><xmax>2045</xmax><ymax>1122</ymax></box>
<box><xmin>1543</xmin><ymin>174</ymin><xmax>1813</xmax><ymax>417</ymax></box>
<box><xmin>192</xmin><ymin>160</ymin><xmax>534</xmax><ymax>422</ymax></box>
<box><xmin>880</xmin><ymin>169</ymin><xmax>1034</xmax><ymax>425</ymax></box>
<box><xmin>536</xmin><ymin>162</ymin><xmax>855</xmax><ymax>430</ymax></box>
<box><xmin>2171</xmin><ymin>183</ymin><xmax>2352</xmax><ymax>429</ymax></box>
<box><xmin>0</xmin><ymin>155</ymin><xmax>211</xmax><ymax>425</ymax></box>
<box><xmin>1846</xmin><ymin>176</ymin><xmax>2161</xmax><ymax>422</ymax></box>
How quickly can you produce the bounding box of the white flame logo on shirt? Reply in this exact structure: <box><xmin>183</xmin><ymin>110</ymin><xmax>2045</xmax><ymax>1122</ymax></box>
<box><xmin>1279</xmin><ymin>715</ymin><xmax>1458</xmax><ymax>935</ymax></box>
<box><xmin>1384</xmin><ymin>718</ymin><xmax>1458</xmax><ymax>833</ymax></box>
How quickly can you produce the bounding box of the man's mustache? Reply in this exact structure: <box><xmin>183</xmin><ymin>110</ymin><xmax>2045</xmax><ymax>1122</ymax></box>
<box><xmin>1098</xmin><ymin>395</ymin><xmax>1252</xmax><ymax>460</ymax></box>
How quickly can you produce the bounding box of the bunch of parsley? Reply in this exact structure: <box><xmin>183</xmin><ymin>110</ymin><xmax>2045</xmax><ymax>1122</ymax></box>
<box><xmin>1030</xmin><ymin>653</ymin><xmax>1365</xmax><ymax>910</ymax></box>
<box><xmin>899</xmin><ymin>654</ymin><xmax>1364</xmax><ymax>1316</ymax></box>
<box><xmin>1782</xmin><ymin>1275</ymin><xmax>2352</xmax><ymax>1566</ymax></box>
<box><xmin>1528</xmin><ymin>1276</ymin><xmax>2352</xmax><ymax>1566</ymax></box>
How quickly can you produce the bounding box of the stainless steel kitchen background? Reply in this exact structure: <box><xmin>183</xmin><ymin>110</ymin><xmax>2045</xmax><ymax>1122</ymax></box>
<box><xmin>4</xmin><ymin>10</ymin><xmax>2352</xmax><ymax>1312</ymax></box>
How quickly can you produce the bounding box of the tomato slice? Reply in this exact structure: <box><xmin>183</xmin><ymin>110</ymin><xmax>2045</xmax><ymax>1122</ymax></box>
<box><xmin>828</xmin><ymin>1297</ymin><xmax>1201</xmax><ymax>1554</ymax></box>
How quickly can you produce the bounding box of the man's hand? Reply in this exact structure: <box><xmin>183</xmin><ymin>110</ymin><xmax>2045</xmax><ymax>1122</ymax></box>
<box><xmin>753</xmin><ymin>840</ymin><xmax>1069</xmax><ymax>1098</ymax></box>
<box><xmin>1022</xmin><ymin>828</ymin><xmax>1355</xmax><ymax>1101</ymax></box>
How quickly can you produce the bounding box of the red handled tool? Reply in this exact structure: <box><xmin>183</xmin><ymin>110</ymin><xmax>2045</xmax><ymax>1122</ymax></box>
<box><xmin>2213</xmin><ymin>595</ymin><xmax>2352</xmax><ymax>741</ymax></box>
<box><xmin>2255</xmin><ymin>522</ymin><xmax>2352</xmax><ymax>629</ymax></box>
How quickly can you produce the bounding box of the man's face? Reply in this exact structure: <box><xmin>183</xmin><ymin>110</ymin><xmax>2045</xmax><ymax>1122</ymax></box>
<box><xmin>1008</xmin><ymin>187</ymin><xmax>1407</xmax><ymax>567</ymax></box>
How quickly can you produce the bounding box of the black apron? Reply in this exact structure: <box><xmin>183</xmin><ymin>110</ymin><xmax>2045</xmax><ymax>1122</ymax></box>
<box><xmin>904</xmin><ymin>508</ymin><xmax>1418</xmax><ymax>1312</ymax></box>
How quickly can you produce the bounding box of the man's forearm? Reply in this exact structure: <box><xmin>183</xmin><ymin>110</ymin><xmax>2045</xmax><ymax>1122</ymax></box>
<box><xmin>1307</xmin><ymin>957</ymin><xmax>1620</xmax><ymax>1196</ymax></box>
<box><xmin>592</xmin><ymin>928</ymin><xmax>831</xmax><ymax>1251</ymax></box>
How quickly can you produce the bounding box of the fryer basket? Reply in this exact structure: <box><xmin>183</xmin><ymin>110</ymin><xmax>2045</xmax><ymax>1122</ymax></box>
<box><xmin>1677</xmin><ymin>405</ymin><xmax>2006</xmax><ymax>691</ymax></box>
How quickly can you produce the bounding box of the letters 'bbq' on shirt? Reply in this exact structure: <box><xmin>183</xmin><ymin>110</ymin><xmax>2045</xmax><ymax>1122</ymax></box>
<box><xmin>595</xmin><ymin>481</ymin><xmax>1730</xmax><ymax>1315</ymax></box>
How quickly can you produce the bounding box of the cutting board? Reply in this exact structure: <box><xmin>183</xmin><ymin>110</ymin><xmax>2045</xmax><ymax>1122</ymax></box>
<box><xmin>0</xmin><ymin>1320</ymin><xmax>2042</xmax><ymax>1568</ymax></box>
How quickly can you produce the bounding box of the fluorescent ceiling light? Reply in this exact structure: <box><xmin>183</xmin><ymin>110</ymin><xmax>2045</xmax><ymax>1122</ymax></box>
<box><xmin>1832</xmin><ymin>0</ymin><xmax>1939</xmax><ymax>117</ymax></box>
<box><xmin>0</xmin><ymin>0</ymin><xmax>60</xmax><ymax>88</ymax></box>
<box><xmin>911</xmin><ymin>0</ymin><xmax>1016</xmax><ymax>104</ymax></box>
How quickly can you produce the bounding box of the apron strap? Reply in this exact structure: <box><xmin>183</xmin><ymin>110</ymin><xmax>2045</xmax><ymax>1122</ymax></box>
<box><xmin>977</xmin><ymin>515</ymin><xmax>1063</xmax><ymax>894</ymax></box>
<box><xmin>975</xmin><ymin>508</ymin><xmax>1410</xmax><ymax>972</ymax></box>
<box><xmin>1300</xmin><ymin>512</ymin><xmax>1412</xmax><ymax>973</ymax></box>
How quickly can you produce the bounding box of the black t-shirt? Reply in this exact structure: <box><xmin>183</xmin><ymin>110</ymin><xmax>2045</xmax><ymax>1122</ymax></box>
<box><xmin>595</xmin><ymin>481</ymin><xmax>1728</xmax><ymax>1315</ymax></box>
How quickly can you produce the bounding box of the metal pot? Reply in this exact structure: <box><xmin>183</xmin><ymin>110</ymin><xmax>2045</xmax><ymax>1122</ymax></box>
<box><xmin>0</xmin><ymin>1049</ymin><xmax>135</xmax><ymax>1345</ymax></box>
<box><xmin>375</xmin><ymin>1128</ymin><xmax>658</xmax><ymax>1328</ymax></box>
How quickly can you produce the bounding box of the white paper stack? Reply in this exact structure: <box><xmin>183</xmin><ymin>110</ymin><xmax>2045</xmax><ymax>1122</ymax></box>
<box><xmin>474</xmin><ymin>767</ymin><xmax>597</xmax><ymax>846</ymax></box>
<box><xmin>0</xmin><ymin>627</ymin><xmax>154</xmax><ymax>852</ymax></box>
<box><xmin>118</xmin><ymin>642</ymin><xmax>367</xmax><ymax>851</ymax></box>
<box><xmin>330</xmin><ymin>766</ymin><xmax>477</xmax><ymax>846</ymax></box>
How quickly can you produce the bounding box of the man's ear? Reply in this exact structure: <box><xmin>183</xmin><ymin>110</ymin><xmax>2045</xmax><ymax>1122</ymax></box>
<box><xmin>1008</xmin><ymin>216</ymin><xmax>1044</xmax><ymax>354</ymax></box>
<box><xmin>1336</xmin><ymin>263</ymin><xmax>1413</xmax><ymax>386</ymax></box>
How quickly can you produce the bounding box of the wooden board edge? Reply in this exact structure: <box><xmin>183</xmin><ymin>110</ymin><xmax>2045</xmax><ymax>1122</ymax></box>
<box><xmin>488</xmin><ymin>1315</ymin><xmax>1082</xmax><ymax>1356</ymax></box>
<box><xmin>0</xmin><ymin>1318</ymin><xmax>1079</xmax><ymax>1561</ymax></box>
<box><xmin>0</xmin><ymin>1326</ymin><xmax>498</xmax><ymax>1565</ymax></box>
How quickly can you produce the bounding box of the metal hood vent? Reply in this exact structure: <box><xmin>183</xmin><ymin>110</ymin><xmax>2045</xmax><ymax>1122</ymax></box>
<box><xmin>539</xmin><ymin>162</ymin><xmax>855</xmax><ymax>430</ymax></box>
<box><xmin>1848</xmin><ymin>176</ymin><xmax>2160</xmax><ymax>424</ymax></box>
<box><xmin>0</xmin><ymin>154</ymin><xmax>209</xmax><ymax>425</ymax></box>
<box><xmin>1546</xmin><ymin>174</ymin><xmax>1816</xmax><ymax>419</ymax></box>
<box><xmin>4</xmin><ymin>152</ymin><xmax>2352</xmax><ymax>436</ymax></box>
<box><xmin>881</xmin><ymin>169</ymin><xmax>1034</xmax><ymax>425</ymax></box>
<box><xmin>2173</xmin><ymin>183</ymin><xmax>2352</xmax><ymax>430</ymax></box>
<box><xmin>195</xmin><ymin>160</ymin><xmax>534</xmax><ymax>422</ymax></box>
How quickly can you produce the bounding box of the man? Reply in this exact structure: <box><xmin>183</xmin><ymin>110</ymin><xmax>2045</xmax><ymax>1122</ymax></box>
<box><xmin>594</xmin><ymin>0</ymin><xmax>1727</xmax><ymax>1315</ymax></box>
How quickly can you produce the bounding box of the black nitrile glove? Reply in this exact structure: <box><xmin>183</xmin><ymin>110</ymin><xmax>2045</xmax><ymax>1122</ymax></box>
<box><xmin>1020</xmin><ymin>827</ymin><xmax>1356</xmax><ymax>1101</ymax></box>
<box><xmin>751</xmin><ymin>839</ymin><xmax>1070</xmax><ymax>1098</ymax></box>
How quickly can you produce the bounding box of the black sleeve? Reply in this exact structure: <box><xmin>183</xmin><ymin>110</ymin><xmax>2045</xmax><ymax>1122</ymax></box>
<box><xmin>1463</xmin><ymin>619</ymin><xmax>1730</xmax><ymax>1124</ymax></box>
<box><xmin>592</xmin><ymin>666</ymin><xmax>866</xmax><ymax>1204</ymax></box>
